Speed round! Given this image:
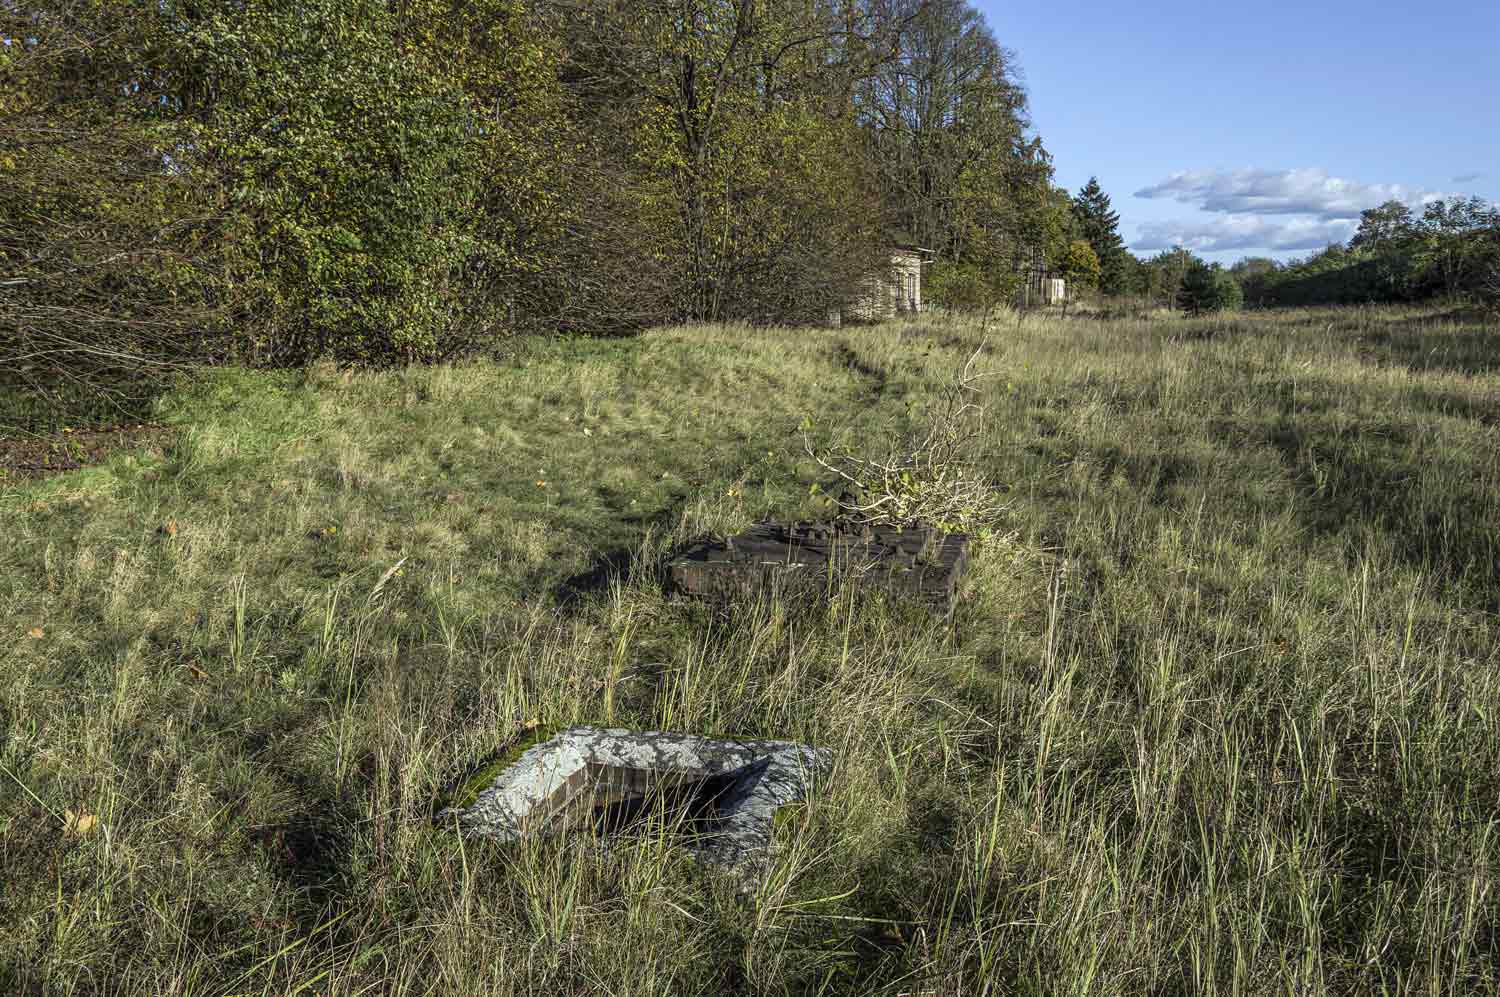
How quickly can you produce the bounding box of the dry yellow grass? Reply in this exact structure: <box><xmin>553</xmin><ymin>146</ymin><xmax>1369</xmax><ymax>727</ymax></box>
<box><xmin>1</xmin><ymin>305</ymin><xmax>1498</xmax><ymax>994</ymax></box>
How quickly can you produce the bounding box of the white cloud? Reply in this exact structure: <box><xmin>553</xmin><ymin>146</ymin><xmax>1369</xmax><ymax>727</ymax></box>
<box><xmin>1126</xmin><ymin>167</ymin><xmax>1470</xmax><ymax>254</ymax></box>
<box><xmin>1134</xmin><ymin>167</ymin><xmax>1448</xmax><ymax>220</ymax></box>
<box><xmin>1132</xmin><ymin>215</ymin><xmax>1356</xmax><ymax>254</ymax></box>
<box><xmin>1453</xmin><ymin>172</ymin><xmax>1484</xmax><ymax>184</ymax></box>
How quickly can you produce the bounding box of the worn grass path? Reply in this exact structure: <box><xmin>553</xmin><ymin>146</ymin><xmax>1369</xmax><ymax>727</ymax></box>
<box><xmin>2</xmin><ymin>308</ymin><xmax>1499</xmax><ymax>994</ymax></box>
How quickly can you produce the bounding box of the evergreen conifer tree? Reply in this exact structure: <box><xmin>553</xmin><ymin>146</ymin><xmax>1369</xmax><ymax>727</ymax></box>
<box><xmin>1071</xmin><ymin>177</ymin><xmax>1128</xmax><ymax>294</ymax></box>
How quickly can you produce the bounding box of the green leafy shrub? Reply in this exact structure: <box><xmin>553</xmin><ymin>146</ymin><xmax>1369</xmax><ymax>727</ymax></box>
<box><xmin>1</xmin><ymin>0</ymin><xmax>566</xmax><ymax>427</ymax></box>
<box><xmin>1180</xmin><ymin>260</ymin><xmax>1243</xmax><ymax>314</ymax></box>
<box><xmin>174</xmin><ymin>0</ymin><xmax>564</xmax><ymax>365</ymax></box>
<box><xmin>926</xmin><ymin>262</ymin><xmax>1021</xmax><ymax>312</ymax></box>
<box><xmin>1061</xmin><ymin>239</ymin><xmax>1102</xmax><ymax>290</ymax></box>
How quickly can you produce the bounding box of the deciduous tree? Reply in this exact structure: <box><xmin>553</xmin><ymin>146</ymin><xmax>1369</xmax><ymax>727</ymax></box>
<box><xmin>1414</xmin><ymin>196</ymin><xmax>1498</xmax><ymax>299</ymax></box>
<box><xmin>1145</xmin><ymin>246</ymin><xmax>1195</xmax><ymax>311</ymax></box>
<box><xmin>855</xmin><ymin>0</ymin><xmax>1049</xmax><ymax>290</ymax></box>
<box><xmin>1180</xmin><ymin>258</ymin><xmax>1242</xmax><ymax>314</ymax></box>
<box><xmin>1350</xmin><ymin>199</ymin><xmax>1414</xmax><ymax>250</ymax></box>
<box><xmin>1060</xmin><ymin>239</ymin><xmax>1101</xmax><ymax>291</ymax></box>
<box><xmin>543</xmin><ymin>0</ymin><xmax>890</xmax><ymax>324</ymax></box>
<box><xmin>171</xmin><ymin>0</ymin><xmax>567</xmax><ymax>364</ymax></box>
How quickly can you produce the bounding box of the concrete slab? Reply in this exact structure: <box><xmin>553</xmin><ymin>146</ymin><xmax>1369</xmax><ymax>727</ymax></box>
<box><xmin>441</xmin><ymin>725</ymin><xmax>832</xmax><ymax>880</ymax></box>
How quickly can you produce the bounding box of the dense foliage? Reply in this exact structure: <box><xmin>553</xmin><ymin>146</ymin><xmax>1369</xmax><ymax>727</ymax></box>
<box><xmin>1225</xmin><ymin>197</ymin><xmax>1500</xmax><ymax>309</ymax></box>
<box><xmin>1179</xmin><ymin>258</ymin><xmax>1242</xmax><ymax>314</ymax></box>
<box><xmin>1060</xmin><ymin>239</ymin><xmax>1102</xmax><ymax>291</ymax></box>
<box><xmin>178</xmin><ymin>0</ymin><xmax>568</xmax><ymax>365</ymax></box>
<box><xmin>2</xmin><ymin>0</ymin><xmax>1072</xmax><ymax>424</ymax></box>
<box><xmin>0</xmin><ymin>0</ymin><xmax>230</xmax><ymax>423</ymax></box>
<box><xmin>0</xmin><ymin>0</ymin><xmax>570</xmax><ymax>424</ymax></box>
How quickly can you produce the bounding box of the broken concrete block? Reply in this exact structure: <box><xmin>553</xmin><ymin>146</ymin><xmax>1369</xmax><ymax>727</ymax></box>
<box><xmin>442</xmin><ymin>725</ymin><xmax>832</xmax><ymax>880</ymax></box>
<box><xmin>668</xmin><ymin>520</ymin><xmax>968</xmax><ymax>616</ymax></box>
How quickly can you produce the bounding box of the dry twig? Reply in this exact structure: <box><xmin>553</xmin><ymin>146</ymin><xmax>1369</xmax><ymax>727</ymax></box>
<box><xmin>804</xmin><ymin>344</ymin><xmax>1006</xmax><ymax>535</ymax></box>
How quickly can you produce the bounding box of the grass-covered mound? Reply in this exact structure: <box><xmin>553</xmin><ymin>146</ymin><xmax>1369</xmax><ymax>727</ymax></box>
<box><xmin>2</xmin><ymin>308</ymin><xmax>1498</xmax><ymax>994</ymax></box>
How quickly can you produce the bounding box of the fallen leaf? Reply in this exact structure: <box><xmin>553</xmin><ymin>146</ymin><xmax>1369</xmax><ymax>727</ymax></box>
<box><xmin>185</xmin><ymin>661</ymin><xmax>209</xmax><ymax>680</ymax></box>
<box><xmin>162</xmin><ymin>519</ymin><xmax>178</xmax><ymax>537</ymax></box>
<box><xmin>63</xmin><ymin>809</ymin><xmax>97</xmax><ymax>837</ymax></box>
<box><xmin>27</xmin><ymin>627</ymin><xmax>44</xmax><ymax>639</ymax></box>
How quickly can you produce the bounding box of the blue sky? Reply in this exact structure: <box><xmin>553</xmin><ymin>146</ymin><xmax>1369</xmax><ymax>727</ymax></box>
<box><xmin>974</xmin><ymin>0</ymin><xmax>1500</xmax><ymax>262</ymax></box>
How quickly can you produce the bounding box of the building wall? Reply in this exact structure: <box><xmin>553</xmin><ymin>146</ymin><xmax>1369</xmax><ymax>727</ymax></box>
<box><xmin>893</xmin><ymin>251</ymin><xmax>922</xmax><ymax>313</ymax></box>
<box><xmin>847</xmin><ymin>250</ymin><xmax>924</xmax><ymax>321</ymax></box>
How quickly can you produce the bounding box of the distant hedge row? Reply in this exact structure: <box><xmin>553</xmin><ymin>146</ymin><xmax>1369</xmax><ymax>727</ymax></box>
<box><xmin>1231</xmin><ymin>198</ymin><xmax>1500</xmax><ymax>309</ymax></box>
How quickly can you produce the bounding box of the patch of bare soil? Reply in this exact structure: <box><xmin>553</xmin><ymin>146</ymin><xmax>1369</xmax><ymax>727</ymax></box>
<box><xmin>0</xmin><ymin>423</ymin><xmax>174</xmax><ymax>481</ymax></box>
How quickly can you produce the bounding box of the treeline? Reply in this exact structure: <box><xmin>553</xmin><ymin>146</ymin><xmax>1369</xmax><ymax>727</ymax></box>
<box><xmin>1058</xmin><ymin>178</ymin><xmax>1500</xmax><ymax>314</ymax></box>
<box><xmin>1</xmin><ymin>0</ymin><xmax>1071</xmax><ymax>420</ymax></box>
<box><xmin>1041</xmin><ymin>178</ymin><xmax>1244</xmax><ymax>315</ymax></box>
<box><xmin>1228</xmin><ymin>197</ymin><xmax>1500</xmax><ymax>309</ymax></box>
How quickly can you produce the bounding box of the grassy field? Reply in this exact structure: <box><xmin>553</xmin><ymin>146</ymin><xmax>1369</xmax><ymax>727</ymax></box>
<box><xmin>2</xmin><ymin>305</ymin><xmax>1499</xmax><ymax>995</ymax></box>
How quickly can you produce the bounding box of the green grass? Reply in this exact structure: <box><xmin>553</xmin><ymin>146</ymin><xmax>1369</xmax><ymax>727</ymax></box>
<box><xmin>2</xmin><ymin>306</ymin><xmax>1498</xmax><ymax>994</ymax></box>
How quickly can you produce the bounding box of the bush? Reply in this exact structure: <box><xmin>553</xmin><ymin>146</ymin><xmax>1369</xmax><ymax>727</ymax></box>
<box><xmin>1180</xmin><ymin>260</ymin><xmax>1243</xmax><ymax>314</ymax></box>
<box><xmin>1061</xmin><ymin>240</ymin><xmax>1102</xmax><ymax>290</ymax></box>
<box><xmin>175</xmin><ymin>0</ymin><xmax>564</xmax><ymax>365</ymax></box>
<box><xmin>926</xmin><ymin>262</ymin><xmax>1021</xmax><ymax>312</ymax></box>
<box><xmin>1475</xmin><ymin>235</ymin><xmax>1500</xmax><ymax>310</ymax></box>
<box><xmin>0</xmin><ymin>0</ymin><xmax>566</xmax><ymax>427</ymax></box>
<box><xmin>0</xmin><ymin>1</ymin><xmax>230</xmax><ymax>430</ymax></box>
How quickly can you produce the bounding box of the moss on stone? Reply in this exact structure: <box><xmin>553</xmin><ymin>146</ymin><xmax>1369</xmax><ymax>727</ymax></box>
<box><xmin>444</xmin><ymin>724</ymin><xmax>559</xmax><ymax>813</ymax></box>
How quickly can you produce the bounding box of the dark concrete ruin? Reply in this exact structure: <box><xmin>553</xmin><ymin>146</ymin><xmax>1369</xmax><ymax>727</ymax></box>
<box><xmin>667</xmin><ymin>520</ymin><xmax>969</xmax><ymax>617</ymax></box>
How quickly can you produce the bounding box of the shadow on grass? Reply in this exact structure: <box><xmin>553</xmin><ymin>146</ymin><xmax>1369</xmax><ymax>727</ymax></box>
<box><xmin>1261</xmin><ymin>418</ymin><xmax>1500</xmax><ymax>607</ymax></box>
<box><xmin>246</xmin><ymin>813</ymin><xmax>353</xmax><ymax>926</ymax></box>
<box><xmin>1162</xmin><ymin>318</ymin><xmax>1261</xmax><ymax>343</ymax></box>
<box><xmin>1405</xmin><ymin>385</ymin><xmax>1500</xmax><ymax>427</ymax></box>
<box><xmin>1315</xmin><ymin>747</ymin><xmax>1500</xmax><ymax>981</ymax></box>
<box><xmin>0</xmin><ymin>375</ymin><xmax>168</xmax><ymax>437</ymax></box>
<box><xmin>1089</xmin><ymin>444</ymin><xmax>1203</xmax><ymax>507</ymax></box>
<box><xmin>556</xmin><ymin>547</ymin><xmax>668</xmax><ymax>607</ymax></box>
<box><xmin>1353</xmin><ymin>319</ymin><xmax>1500</xmax><ymax>377</ymax></box>
<box><xmin>830</xmin><ymin>341</ymin><xmax>888</xmax><ymax>397</ymax></box>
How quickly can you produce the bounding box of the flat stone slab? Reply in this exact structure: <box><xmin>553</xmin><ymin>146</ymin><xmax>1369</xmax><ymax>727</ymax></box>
<box><xmin>668</xmin><ymin>520</ymin><xmax>968</xmax><ymax>616</ymax></box>
<box><xmin>443</xmin><ymin>725</ymin><xmax>832</xmax><ymax>878</ymax></box>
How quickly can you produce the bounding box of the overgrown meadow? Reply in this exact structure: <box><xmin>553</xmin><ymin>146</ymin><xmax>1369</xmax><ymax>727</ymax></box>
<box><xmin>2</xmin><ymin>306</ymin><xmax>1499</xmax><ymax>994</ymax></box>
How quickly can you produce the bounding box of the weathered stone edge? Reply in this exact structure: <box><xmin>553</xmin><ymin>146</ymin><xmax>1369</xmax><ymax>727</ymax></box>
<box><xmin>441</xmin><ymin>724</ymin><xmax>833</xmax><ymax>874</ymax></box>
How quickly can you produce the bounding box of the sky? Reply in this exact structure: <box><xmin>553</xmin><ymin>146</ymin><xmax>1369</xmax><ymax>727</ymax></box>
<box><xmin>974</xmin><ymin>0</ymin><xmax>1500</xmax><ymax>263</ymax></box>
